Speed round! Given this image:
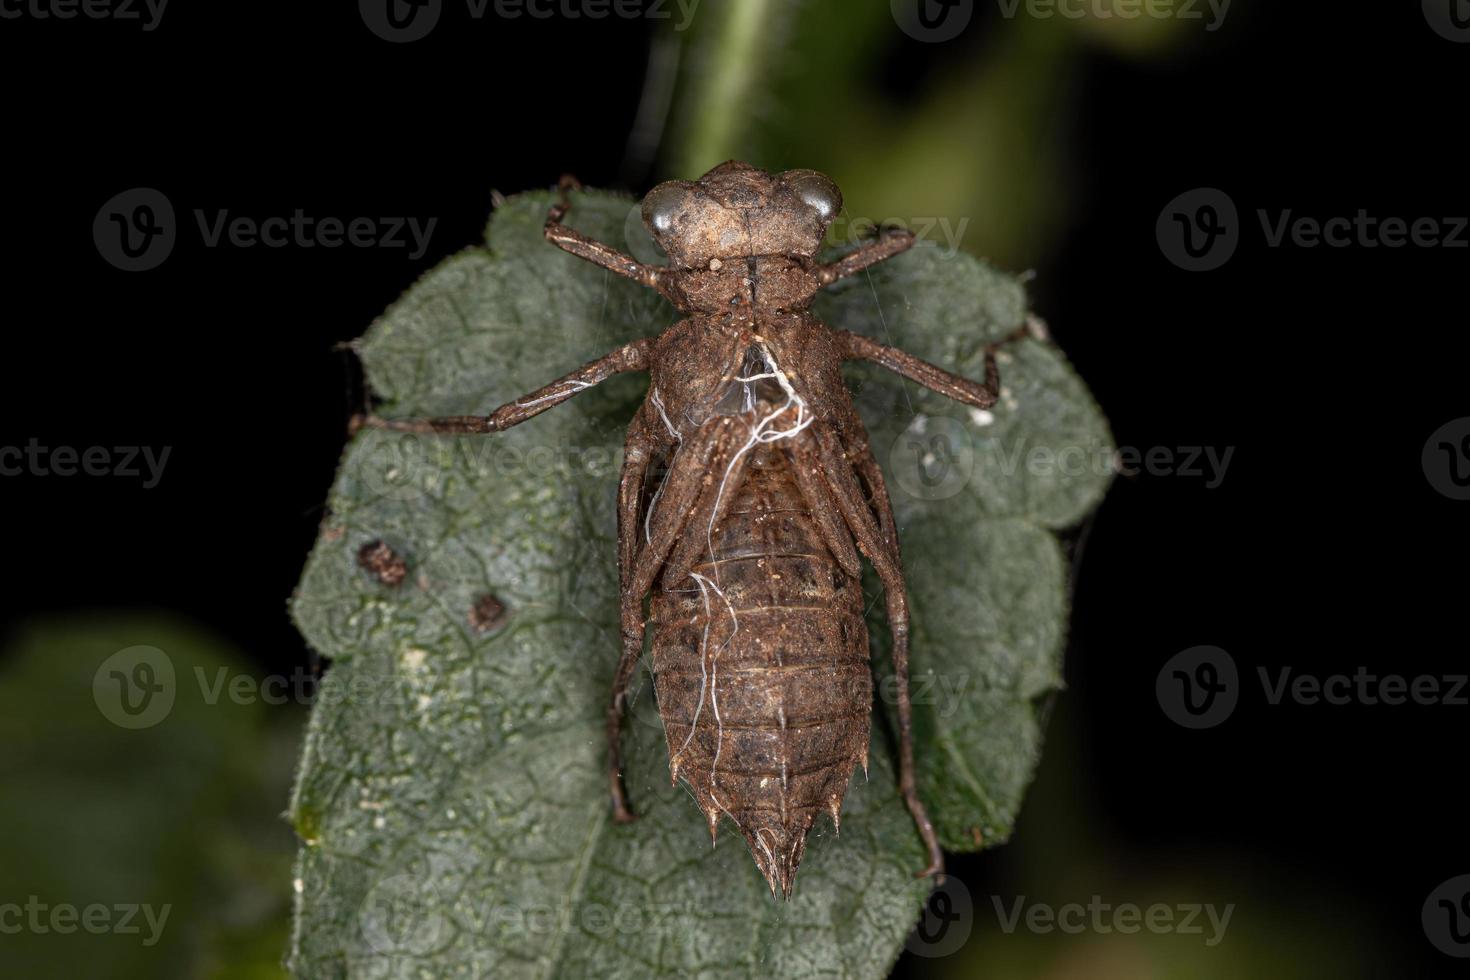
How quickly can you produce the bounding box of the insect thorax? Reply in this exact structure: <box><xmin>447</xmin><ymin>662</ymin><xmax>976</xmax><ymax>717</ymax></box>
<box><xmin>659</xmin><ymin>255</ymin><xmax>822</xmax><ymax>314</ymax></box>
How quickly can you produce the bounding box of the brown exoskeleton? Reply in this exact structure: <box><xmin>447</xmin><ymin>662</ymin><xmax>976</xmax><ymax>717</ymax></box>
<box><xmin>358</xmin><ymin>161</ymin><xmax>1021</xmax><ymax>897</ymax></box>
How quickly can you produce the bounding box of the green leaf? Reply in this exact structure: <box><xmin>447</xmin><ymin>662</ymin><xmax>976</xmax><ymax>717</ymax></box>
<box><xmin>289</xmin><ymin>190</ymin><xmax>1111</xmax><ymax>978</ymax></box>
<box><xmin>813</xmin><ymin>242</ymin><xmax>1112</xmax><ymax>851</ymax></box>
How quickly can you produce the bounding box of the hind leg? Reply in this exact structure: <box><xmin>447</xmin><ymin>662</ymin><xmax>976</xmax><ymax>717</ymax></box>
<box><xmin>811</xmin><ymin>425</ymin><xmax>944</xmax><ymax>880</ymax></box>
<box><xmin>607</xmin><ymin>412</ymin><xmax>662</xmax><ymax>822</ymax></box>
<box><xmin>607</xmin><ymin>414</ymin><xmax>746</xmax><ymax>819</ymax></box>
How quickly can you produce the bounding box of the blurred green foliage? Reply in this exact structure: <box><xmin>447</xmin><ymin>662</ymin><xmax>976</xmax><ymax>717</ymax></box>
<box><xmin>0</xmin><ymin>616</ymin><xmax>296</xmax><ymax>979</ymax></box>
<box><xmin>657</xmin><ymin>0</ymin><xmax>1231</xmax><ymax>268</ymax></box>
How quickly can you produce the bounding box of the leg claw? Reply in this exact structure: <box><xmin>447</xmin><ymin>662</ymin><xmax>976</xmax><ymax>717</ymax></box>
<box><xmin>914</xmin><ymin>858</ymin><xmax>946</xmax><ymax>884</ymax></box>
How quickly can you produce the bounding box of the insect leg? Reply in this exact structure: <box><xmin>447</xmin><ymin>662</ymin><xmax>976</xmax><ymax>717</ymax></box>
<box><xmin>843</xmin><ymin>433</ymin><xmax>899</xmax><ymax>555</ymax></box>
<box><xmin>838</xmin><ymin>325</ymin><xmax>1034</xmax><ymax>409</ymax></box>
<box><xmin>629</xmin><ymin>417</ymin><xmax>744</xmax><ymax>599</ymax></box>
<box><xmin>811</xmin><ymin>425</ymin><xmax>945</xmax><ymax>881</ymax></box>
<box><xmin>781</xmin><ymin>433</ymin><xmax>863</xmax><ymax>581</ymax></box>
<box><xmin>659</xmin><ymin>420</ymin><xmax>758</xmax><ymax>589</ymax></box>
<box><xmin>815</xmin><ymin>229</ymin><xmax>915</xmax><ymax>285</ymax></box>
<box><xmin>352</xmin><ymin>338</ymin><xmax>652</xmax><ymax>435</ymax></box>
<box><xmin>605</xmin><ymin>417</ymin><xmax>744</xmax><ymax>814</ymax></box>
<box><xmin>544</xmin><ymin>177</ymin><xmax>662</xmax><ymax>289</ymax></box>
<box><xmin>607</xmin><ymin>411</ymin><xmax>663</xmax><ymax>823</ymax></box>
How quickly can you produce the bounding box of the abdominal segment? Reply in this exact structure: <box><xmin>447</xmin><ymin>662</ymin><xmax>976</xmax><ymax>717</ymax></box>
<box><xmin>648</xmin><ymin>441</ymin><xmax>871</xmax><ymax>897</ymax></box>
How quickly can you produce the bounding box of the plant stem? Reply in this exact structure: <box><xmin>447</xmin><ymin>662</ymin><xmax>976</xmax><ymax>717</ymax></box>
<box><xmin>672</xmin><ymin>0</ymin><xmax>781</xmax><ymax>177</ymax></box>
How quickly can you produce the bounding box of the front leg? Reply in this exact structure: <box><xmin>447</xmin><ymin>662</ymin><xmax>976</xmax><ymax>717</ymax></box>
<box><xmin>816</xmin><ymin>228</ymin><xmax>915</xmax><ymax>285</ymax></box>
<box><xmin>838</xmin><ymin>324</ymin><xmax>1033</xmax><ymax>409</ymax></box>
<box><xmin>353</xmin><ymin>338</ymin><xmax>651</xmax><ymax>435</ymax></box>
<box><xmin>545</xmin><ymin>176</ymin><xmax>661</xmax><ymax>289</ymax></box>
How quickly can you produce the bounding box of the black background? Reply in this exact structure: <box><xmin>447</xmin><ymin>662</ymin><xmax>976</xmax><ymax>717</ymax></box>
<box><xmin>1</xmin><ymin>3</ymin><xmax>1464</xmax><ymax>976</ymax></box>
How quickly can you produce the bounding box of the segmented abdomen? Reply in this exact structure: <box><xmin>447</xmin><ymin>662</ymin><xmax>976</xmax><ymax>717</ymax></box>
<box><xmin>648</xmin><ymin>442</ymin><xmax>870</xmax><ymax>895</ymax></box>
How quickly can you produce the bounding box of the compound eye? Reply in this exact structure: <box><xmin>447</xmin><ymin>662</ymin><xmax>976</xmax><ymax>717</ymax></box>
<box><xmin>641</xmin><ymin>181</ymin><xmax>690</xmax><ymax>235</ymax></box>
<box><xmin>783</xmin><ymin>170</ymin><xmax>842</xmax><ymax>222</ymax></box>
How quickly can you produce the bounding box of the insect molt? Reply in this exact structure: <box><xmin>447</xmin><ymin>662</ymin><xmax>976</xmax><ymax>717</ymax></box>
<box><xmin>357</xmin><ymin>161</ymin><xmax>1031</xmax><ymax>898</ymax></box>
